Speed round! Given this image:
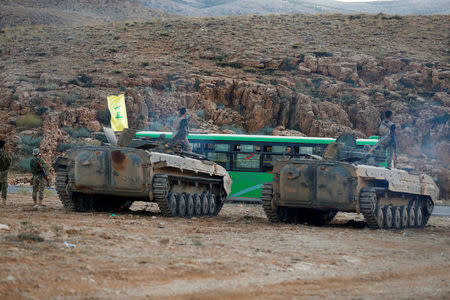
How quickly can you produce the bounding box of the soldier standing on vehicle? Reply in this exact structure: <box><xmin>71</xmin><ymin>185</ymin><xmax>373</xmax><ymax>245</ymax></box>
<box><xmin>30</xmin><ymin>148</ymin><xmax>48</xmax><ymax>207</ymax></box>
<box><xmin>0</xmin><ymin>140</ymin><xmax>12</xmax><ymax>206</ymax></box>
<box><xmin>378</xmin><ymin>110</ymin><xmax>397</xmax><ymax>168</ymax></box>
<box><xmin>172</xmin><ymin>107</ymin><xmax>192</xmax><ymax>152</ymax></box>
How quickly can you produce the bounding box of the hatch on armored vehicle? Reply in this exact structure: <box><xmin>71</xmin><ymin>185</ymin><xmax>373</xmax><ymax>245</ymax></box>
<box><xmin>54</xmin><ymin>130</ymin><xmax>232</xmax><ymax>218</ymax></box>
<box><xmin>261</xmin><ymin>133</ymin><xmax>438</xmax><ymax>229</ymax></box>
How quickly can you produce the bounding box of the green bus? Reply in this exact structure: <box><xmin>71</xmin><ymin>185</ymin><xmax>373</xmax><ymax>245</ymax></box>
<box><xmin>135</xmin><ymin>131</ymin><xmax>379</xmax><ymax>201</ymax></box>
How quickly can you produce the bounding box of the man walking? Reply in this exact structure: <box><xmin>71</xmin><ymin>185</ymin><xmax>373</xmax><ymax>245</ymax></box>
<box><xmin>30</xmin><ymin>148</ymin><xmax>48</xmax><ymax>207</ymax></box>
<box><xmin>0</xmin><ymin>140</ymin><xmax>12</xmax><ymax>206</ymax></box>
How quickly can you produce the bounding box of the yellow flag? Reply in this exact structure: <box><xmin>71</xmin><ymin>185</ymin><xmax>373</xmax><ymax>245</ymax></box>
<box><xmin>107</xmin><ymin>94</ymin><xmax>128</xmax><ymax>131</ymax></box>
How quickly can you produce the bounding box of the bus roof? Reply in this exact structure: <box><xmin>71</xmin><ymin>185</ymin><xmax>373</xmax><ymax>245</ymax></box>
<box><xmin>136</xmin><ymin>131</ymin><xmax>378</xmax><ymax>145</ymax></box>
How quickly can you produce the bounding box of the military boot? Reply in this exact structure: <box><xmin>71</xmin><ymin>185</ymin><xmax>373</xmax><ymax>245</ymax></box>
<box><xmin>1</xmin><ymin>198</ymin><xmax>5</xmax><ymax>207</ymax></box>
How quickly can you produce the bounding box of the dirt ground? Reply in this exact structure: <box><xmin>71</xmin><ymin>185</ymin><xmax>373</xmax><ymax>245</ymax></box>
<box><xmin>0</xmin><ymin>194</ymin><xmax>449</xmax><ymax>300</ymax></box>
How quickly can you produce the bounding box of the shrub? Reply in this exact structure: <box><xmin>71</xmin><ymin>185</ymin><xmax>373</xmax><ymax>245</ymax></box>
<box><xmin>19</xmin><ymin>135</ymin><xmax>42</xmax><ymax>156</ymax></box>
<box><xmin>257</xmin><ymin>126</ymin><xmax>274</xmax><ymax>135</ymax></box>
<box><xmin>196</xmin><ymin>109</ymin><xmax>205</xmax><ymax>119</ymax></box>
<box><xmin>36</xmin><ymin>107</ymin><xmax>48</xmax><ymax>115</ymax></box>
<box><xmin>17</xmin><ymin>157</ymin><xmax>33</xmax><ymax>172</ymax></box>
<box><xmin>313</xmin><ymin>51</ymin><xmax>333</xmax><ymax>57</ymax></box>
<box><xmin>430</xmin><ymin>113</ymin><xmax>449</xmax><ymax>124</ymax></box>
<box><xmin>63</xmin><ymin>93</ymin><xmax>82</xmax><ymax>106</ymax></box>
<box><xmin>56</xmin><ymin>143</ymin><xmax>75</xmax><ymax>152</ymax></box>
<box><xmin>243</xmin><ymin>67</ymin><xmax>257</xmax><ymax>73</ymax></box>
<box><xmin>399</xmin><ymin>78</ymin><xmax>415</xmax><ymax>89</ymax></box>
<box><xmin>97</xmin><ymin>109</ymin><xmax>111</xmax><ymax>125</ymax></box>
<box><xmin>311</xmin><ymin>77</ymin><xmax>323</xmax><ymax>89</ymax></box>
<box><xmin>194</xmin><ymin>78</ymin><xmax>201</xmax><ymax>91</ymax></box>
<box><xmin>63</xmin><ymin>127</ymin><xmax>91</xmax><ymax>138</ymax></box>
<box><xmin>16</xmin><ymin>114</ymin><xmax>42</xmax><ymax>129</ymax></box>
<box><xmin>94</xmin><ymin>133</ymin><xmax>108</xmax><ymax>143</ymax></box>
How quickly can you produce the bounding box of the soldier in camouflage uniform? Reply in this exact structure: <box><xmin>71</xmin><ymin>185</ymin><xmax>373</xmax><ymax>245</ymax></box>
<box><xmin>378</xmin><ymin>110</ymin><xmax>397</xmax><ymax>168</ymax></box>
<box><xmin>30</xmin><ymin>148</ymin><xmax>48</xmax><ymax>207</ymax></box>
<box><xmin>0</xmin><ymin>140</ymin><xmax>12</xmax><ymax>206</ymax></box>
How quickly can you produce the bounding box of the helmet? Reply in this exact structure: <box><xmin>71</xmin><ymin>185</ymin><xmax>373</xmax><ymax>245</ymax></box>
<box><xmin>32</xmin><ymin>148</ymin><xmax>40</xmax><ymax>156</ymax></box>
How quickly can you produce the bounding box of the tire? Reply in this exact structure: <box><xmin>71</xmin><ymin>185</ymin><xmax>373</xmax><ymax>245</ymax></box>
<box><xmin>408</xmin><ymin>205</ymin><xmax>416</xmax><ymax>227</ymax></box>
<box><xmin>375</xmin><ymin>206</ymin><xmax>384</xmax><ymax>229</ymax></box>
<box><xmin>400</xmin><ymin>206</ymin><xmax>408</xmax><ymax>228</ymax></box>
<box><xmin>415</xmin><ymin>205</ymin><xmax>424</xmax><ymax>228</ymax></box>
<box><xmin>207</xmin><ymin>194</ymin><xmax>216</xmax><ymax>216</ymax></box>
<box><xmin>167</xmin><ymin>193</ymin><xmax>178</xmax><ymax>216</ymax></box>
<box><xmin>393</xmin><ymin>206</ymin><xmax>402</xmax><ymax>229</ymax></box>
<box><xmin>384</xmin><ymin>206</ymin><xmax>393</xmax><ymax>229</ymax></box>
<box><xmin>176</xmin><ymin>193</ymin><xmax>186</xmax><ymax>217</ymax></box>
<box><xmin>185</xmin><ymin>194</ymin><xmax>194</xmax><ymax>218</ymax></box>
<box><xmin>200</xmin><ymin>193</ymin><xmax>209</xmax><ymax>215</ymax></box>
<box><xmin>193</xmin><ymin>194</ymin><xmax>202</xmax><ymax>216</ymax></box>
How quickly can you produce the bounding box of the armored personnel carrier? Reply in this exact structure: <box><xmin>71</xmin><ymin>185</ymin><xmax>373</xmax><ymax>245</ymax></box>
<box><xmin>261</xmin><ymin>133</ymin><xmax>438</xmax><ymax>229</ymax></box>
<box><xmin>53</xmin><ymin>129</ymin><xmax>232</xmax><ymax>218</ymax></box>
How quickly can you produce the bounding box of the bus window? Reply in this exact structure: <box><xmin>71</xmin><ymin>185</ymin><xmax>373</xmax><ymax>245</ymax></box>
<box><xmin>234</xmin><ymin>153</ymin><xmax>260</xmax><ymax>169</ymax></box>
<box><xmin>204</xmin><ymin>143</ymin><xmax>215</xmax><ymax>152</ymax></box>
<box><xmin>240</xmin><ymin>144</ymin><xmax>255</xmax><ymax>152</ymax></box>
<box><xmin>263</xmin><ymin>145</ymin><xmax>272</xmax><ymax>153</ymax></box>
<box><xmin>272</xmin><ymin>145</ymin><xmax>286</xmax><ymax>153</ymax></box>
<box><xmin>215</xmin><ymin>144</ymin><xmax>229</xmax><ymax>152</ymax></box>
<box><xmin>192</xmin><ymin>143</ymin><xmax>201</xmax><ymax>152</ymax></box>
<box><xmin>300</xmin><ymin>146</ymin><xmax>313</xmax><ymax>155</ymax></box>
<box><xmin>207</xmin><ymin>152</ymin><xmax>229</xmax><ymax>169</ymax></box>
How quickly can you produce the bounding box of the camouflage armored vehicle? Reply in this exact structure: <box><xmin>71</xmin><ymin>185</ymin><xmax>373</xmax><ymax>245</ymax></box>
<box><xmin>261</xmin><ymin>133</ymin><xmax>438</xmax><ymax>229</ymax></box>
<box><xmin>54</xmin><ymin>130</ymin><xmax>232</xmax><ymax>218</ymax></box>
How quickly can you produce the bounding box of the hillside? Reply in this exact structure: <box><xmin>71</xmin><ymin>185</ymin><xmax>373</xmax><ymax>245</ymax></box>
<box><xmin>0</xmin><ymin>0</ymin><xmax>168</xmax><ymax>28</ymax></box>
<box><xmin>141</xmin><ymin>0</ymin><xmax>450</xmax><ymax>16</ymax></box>
<box><xmin>0</xmin><ymin>13</ymin><xmax>448</xmax><ymax>197</ymax></box>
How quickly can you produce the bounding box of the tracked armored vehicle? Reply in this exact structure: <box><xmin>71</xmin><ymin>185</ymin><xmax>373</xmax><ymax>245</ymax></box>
<box><xmin>261</xmin><ymin>133</ymin><xmax>438</xmax><ymax>229</ymax></box>
<box><xmin>53</xmin><ymin>131</ymin><xmax>231</xmax><ymax>218</ymax></box>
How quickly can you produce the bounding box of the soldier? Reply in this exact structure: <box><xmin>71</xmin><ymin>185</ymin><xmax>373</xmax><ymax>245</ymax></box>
<box><xmin>378</xmin><ymin>110</ymin><xmax>397</xmax><ymax>168</ymax></box>
<box><xmin>30</xmin><ymin>148</ymin><xmax>48</xmax><ymax>207</ymax></box>
<box><xmin>172</xmin><ymin>107</ymin><xmax>192</xmax><ymax>152</ymax></box>
<box><xmin>0</xmin><ymin>140</ymin><xmax>12</xmax><ymax>206</ymax></box>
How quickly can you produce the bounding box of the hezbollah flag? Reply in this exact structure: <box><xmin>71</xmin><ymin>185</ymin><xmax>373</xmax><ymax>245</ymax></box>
<box><xmin>107</xmin><ymin>94</ymin><xmax>128</xmax><ymax>131</ymax></box>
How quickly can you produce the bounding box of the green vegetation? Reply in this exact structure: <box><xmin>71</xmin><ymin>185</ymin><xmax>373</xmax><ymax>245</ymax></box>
<box><xmin>430</xmin><ymin>113</ymin><xmax>449</xmax><ymax>124</ymax></box>
<box><xmin>63</xmin><ymin>127</ymin><xmax>91</xmax><ymax>138</ymax></box>
<box><xmin>16</xmin><ymin>114</ymin><xmax>42</xmax><ymax>129</ymax></box>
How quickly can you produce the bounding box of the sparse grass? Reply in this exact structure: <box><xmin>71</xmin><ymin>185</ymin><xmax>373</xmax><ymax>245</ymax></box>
<box><xmin>16</xmin><ymin>114</ymin><xmax>42</xmax><ymax>129</ymax></box>
<box><xmin>63</xmin><ymin>127</ymin><xmax>91</xmax><ymax>138</ymax></box>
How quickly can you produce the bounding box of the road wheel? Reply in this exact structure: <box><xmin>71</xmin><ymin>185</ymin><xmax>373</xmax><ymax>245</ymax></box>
<box><xmin>185</xmin><ymin>194</ymin><xmax>194</xmax><ymax>218</ymax></box>
<box><xmin>177</xmin><ymin>193</ymin><xmax>186</xmax><ymax>217</ymax></box>
<box><xmin>384</xmin><ymin>206</ymin><xmax>393</xmax><ymax>229</ymax></box>
<box><xmin>408</xmin><ymin>205</ymin><xmax>416</xmax><ymax>227</ymax></box>
<box><xmin>193</xmin><ymin>194</ymin><xmax>202</xmax><ymax>215</ymax></box>
<box><xmin>375</xmin><ymin>206</ymin><xmax>384</xmax><ymax>229</ymax></box>
<box><xmin>167</xmin><ymin>193</ymin><xmax>177</xmax><ymax>216</ymax></box>
<box><xmin>200</xmin><ymin>193</ymin><xmax>209</xmax><ymax>215</ymax></box>
<box><xmin>393</xmin><ymin>206</ymin><xmax>402</xmax><ymax>229</ymax></box>
<box><xmin>415</xmin><ymin>205</ymin><xmax>424</xmax><ymax>228</ymax></box>
<box><xmin>207</xmin><ymin>194</ymin><xmax>216</xmax><ymax>215</ymax></box>
<box><xmin>400</xmin><ymin>206</ymin><xmax>408</xmax><ymax>228</ymax></box>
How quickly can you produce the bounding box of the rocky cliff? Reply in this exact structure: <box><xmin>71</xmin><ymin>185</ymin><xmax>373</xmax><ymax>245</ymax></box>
<box><xmin>0</xmin><ymin>14</ymin><xmax>448</xmax><ymax>198</ymax></box>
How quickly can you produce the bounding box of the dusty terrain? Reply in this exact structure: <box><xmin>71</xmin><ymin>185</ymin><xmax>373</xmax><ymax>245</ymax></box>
<box><xmin>1</xmin><ymin>193</ymin><xmax>449</xmax><ymax>299</ymax></box>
